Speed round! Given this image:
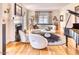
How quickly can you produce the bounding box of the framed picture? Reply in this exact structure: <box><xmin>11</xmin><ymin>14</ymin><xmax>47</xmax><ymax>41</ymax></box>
<box><xmin>60</xmin><ymin>15</ymin><xmax>63</xmax><ymax>21</ymax></box>
<box><xmin>75</xmin><ymin>5</ymin><xmax>79</xmax><ymax>23</ymax></box>
<box><xmin>14</xmin><ymin>3</ymin><xmax>22</xmax><ymax>16</ymax></box>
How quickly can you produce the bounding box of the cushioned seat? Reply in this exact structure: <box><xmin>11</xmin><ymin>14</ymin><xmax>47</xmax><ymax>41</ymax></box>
<box><xmin>29</xmin><ymin>34</ymin><xmax>48</xmax><ymax>49</ymax></box>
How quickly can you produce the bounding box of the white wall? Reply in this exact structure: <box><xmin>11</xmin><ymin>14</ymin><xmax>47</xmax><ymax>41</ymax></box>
<box><xmin>1</xmin><ymin>4</ymin><xmax>15</xmax><ymax>44</ymax></box>
<box><xmin>21</xmin><ymin>5</ymin><xmax>29</xmax><ymax>31</ymax></box>
<box><xmin>52</xmin><ymin>10</ymin><xmax>60</xmax><ymax>21</ymax></box>
<box><xmin>8</xmin><ymin>3</ymin><xmax>15</xmax><ymax>42</ymax></box>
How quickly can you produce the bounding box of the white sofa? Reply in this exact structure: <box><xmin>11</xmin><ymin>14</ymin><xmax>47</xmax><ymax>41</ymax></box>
<box><xmin>29</xmin><ymin>34</ymin><xmax>48</xmax><ymax>49</ymax></box>
<box><xmin>31</xmin><ymin>25</ymin><xmax>56</xmax><ymax>34</ymax></box>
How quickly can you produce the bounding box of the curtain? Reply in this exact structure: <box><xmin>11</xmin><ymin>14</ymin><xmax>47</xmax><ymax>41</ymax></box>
<box><xmin>35</xmin><ymin>11</ymin><xmax>52</xmax><ymax>24</ymax></box>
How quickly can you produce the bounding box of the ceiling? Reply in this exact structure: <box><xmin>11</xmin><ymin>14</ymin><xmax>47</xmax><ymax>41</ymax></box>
<box><xmin>23</xmin><ymin>3</ymin><xmax>70</xmax><ymax>11</ymax></box>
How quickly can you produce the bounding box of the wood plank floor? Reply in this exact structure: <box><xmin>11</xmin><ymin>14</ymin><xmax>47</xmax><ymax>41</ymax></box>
<box><xmin>6</xmin><ymin>38</ymin><xmax>79</xmax><ymax>55</ymax></box>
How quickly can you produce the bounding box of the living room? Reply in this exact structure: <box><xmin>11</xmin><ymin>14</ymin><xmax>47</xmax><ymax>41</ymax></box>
<box><xmin>0</xmin><ymin>3</ymin><xmax>79</xmax><ymax>55</ymax></box>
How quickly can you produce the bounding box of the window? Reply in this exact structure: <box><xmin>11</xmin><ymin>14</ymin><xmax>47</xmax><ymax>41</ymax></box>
<box><xmin>38</xmin><ymin>15</ymin><xmax>48</xmax><ymax>24</ymax></box>
<box><xmin>35</xmin><ymin>11</ymin><xmax>52</xmax><ymax>24</ymax></box>
<box><xmin>37</xmin><ymin>12</ymin><xmax>50</xmax><ymax>24</ymax></box>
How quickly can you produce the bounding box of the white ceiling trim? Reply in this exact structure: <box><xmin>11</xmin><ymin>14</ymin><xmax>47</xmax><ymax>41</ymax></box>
<box><xmin>23</xmin><ymin>3</ymin><xmax>70</xmax><ymax>11</ymax></box>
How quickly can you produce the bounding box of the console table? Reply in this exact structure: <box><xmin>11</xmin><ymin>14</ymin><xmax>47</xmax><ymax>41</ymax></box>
<box><xmin>65</xmin><ymin>28</ymin><xmax>79</xmax><ymax>48</ymax></box>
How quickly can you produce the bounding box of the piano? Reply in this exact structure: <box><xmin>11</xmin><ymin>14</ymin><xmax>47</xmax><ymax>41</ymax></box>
<box><xmin>64</xmin><ymin>10</ymin><xmax>79</xmax><ymax>48</ymax></box>
<box><xmin>64</xmin><ymin>23</ymin><xmax>79</xmax><ymax>48</ymax></box>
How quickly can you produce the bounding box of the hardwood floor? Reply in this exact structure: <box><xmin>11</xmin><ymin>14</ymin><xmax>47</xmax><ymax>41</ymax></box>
<box><xmin>6</xmin><ymin>38</ymin><xmax>79</xmax><ymax>55</ymax></box>
<box><xmin>6</xmin><ymin>29</ymin><xmax>79</xmax><ymax>55</ymax></box>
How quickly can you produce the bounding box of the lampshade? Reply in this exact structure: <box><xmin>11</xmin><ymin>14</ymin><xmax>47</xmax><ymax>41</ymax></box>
<box><xmin>14</xmin><ymin>20</ymin><xmax>22</xmax><ymax>24</ymax></box>
<box><xmin>14</xmin><ymin>16</ymin><xmax>22</xmax><ymax>24</ymax></box>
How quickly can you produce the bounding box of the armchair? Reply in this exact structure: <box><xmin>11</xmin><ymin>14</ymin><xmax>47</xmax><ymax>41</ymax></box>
<box><xmin>29</xmin><ymin>34</ymin><xmax>48</xmax><ymax>49</ymax></box>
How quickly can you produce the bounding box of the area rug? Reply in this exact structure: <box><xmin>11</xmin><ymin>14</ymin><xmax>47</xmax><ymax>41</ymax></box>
<box><xmin>42</xmin><ymin>33</ymin><xmax>66</xmax><ymax>45</ymax></box>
